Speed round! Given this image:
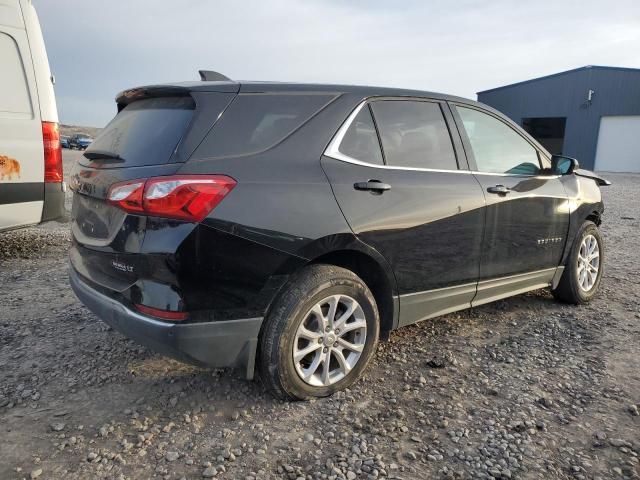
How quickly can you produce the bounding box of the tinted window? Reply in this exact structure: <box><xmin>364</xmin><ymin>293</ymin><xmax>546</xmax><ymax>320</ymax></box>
<box><xmin>457</xmin><ymin>107</ymin><xmax>541</xmax><ymax>175</ymax></box>
<box><xmin>0</xmin><ymin>33</ymin><xmax>32</xmax><ymax>116</ymax></box>
<box><xmin>370</xmin><ymin>100</ymin><xmax>457</xmax><ymax>169</ymax></box>
<box><xmin>85</xmin><ymin>97</ymin><xmax>194</xmax><ymax>167</ymax></box>
<box><xmin>198</xmin><ymin>94</ymin><xmax>335</xmax><ymax>158</ymax></box>
<box><xmin>338</xmin><ymin>106</ymin><xmax>383</xmax><ymax>165</ymax></box>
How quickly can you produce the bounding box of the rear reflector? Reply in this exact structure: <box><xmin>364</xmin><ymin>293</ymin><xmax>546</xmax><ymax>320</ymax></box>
<box><xmin>42</xmin><ymin>122</ymin><xmax>63</xmax><ymax>183</ymax></box>
<box><xmin>108</xmin><ymin>175</ymin><xmax>236</xmax><ymax>222</ymax></box>
<box><xmin>135</xmin><ymin>304</ymin><xmax>189</xmax><ymax>321</ymax></box>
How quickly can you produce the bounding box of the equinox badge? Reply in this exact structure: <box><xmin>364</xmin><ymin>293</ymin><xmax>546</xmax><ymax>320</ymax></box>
<box><xmin>537</xmin><ymin>237</ymin><xmax>563</xmax><ymax>245</ymax></box>
<box><xmin>111</xmin><ymin>260</ymin><xmax>134</xmax><ymax>273</ymax></box>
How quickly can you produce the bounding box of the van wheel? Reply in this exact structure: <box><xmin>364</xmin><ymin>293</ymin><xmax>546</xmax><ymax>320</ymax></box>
<box><xmin>552</xmin><ymin>221</ymin><xmax>604</xmax><ymax>304</ymax></box>
<box><xmin>259</xmin><ymin>264</ymin><xmax>379</xmax><ymax>400</ymax></box>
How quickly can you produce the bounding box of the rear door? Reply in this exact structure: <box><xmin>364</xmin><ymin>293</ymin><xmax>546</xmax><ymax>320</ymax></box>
<box><xmin>451</xmin><ymin>104</ymin><xmax>569</xmax><ymax>305</ymax></box>
<box><xmin>322</xmin><ymin>98</ymin><xmax>486</xmax><ymax>327</ymax></box>
<box><xmin>0</xmin><ymin>9</ymin><xmax>44</xmax><ymax>230</ymax></box>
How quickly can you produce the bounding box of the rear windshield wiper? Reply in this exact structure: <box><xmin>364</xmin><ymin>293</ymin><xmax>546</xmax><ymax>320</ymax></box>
<box><xmin>83</xmin><ymin>150</ymin><xmax>126</xmax><ymax>162</ymax></box>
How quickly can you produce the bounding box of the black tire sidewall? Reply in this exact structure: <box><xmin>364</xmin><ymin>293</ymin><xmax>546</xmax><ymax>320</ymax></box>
<box><xmin>261</xmin><ymin>266</ymin><xmax>379</xmax><ymax>400</ymax></box>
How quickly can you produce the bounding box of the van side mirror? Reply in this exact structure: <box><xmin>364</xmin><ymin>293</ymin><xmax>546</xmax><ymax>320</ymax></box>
<box><xmin>551</xmin><ymin>155</ymin><xmax>579</xmax><ymax>175</ymax></box>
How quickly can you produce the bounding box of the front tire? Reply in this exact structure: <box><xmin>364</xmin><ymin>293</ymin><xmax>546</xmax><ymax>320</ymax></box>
<box><xmin>552</xmin><ymin>221</ymin><xmax>604</xmax><ymax>304</ymax></box>
<box><xmin>259</xmin><ymin>264</ymin><xmax>379</xmax><ymax>400</ymax></box>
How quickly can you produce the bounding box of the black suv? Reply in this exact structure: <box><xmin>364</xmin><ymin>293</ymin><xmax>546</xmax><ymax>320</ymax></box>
<box><xmin>69</xmin><ymin>77</ymin><xmax>609</xmax><ymax>400</ymax></box>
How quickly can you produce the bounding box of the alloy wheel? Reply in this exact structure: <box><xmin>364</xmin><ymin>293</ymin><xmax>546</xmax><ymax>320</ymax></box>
<box><xmin>292</xmin><ymin>294</ymin><xmax>367</xmax><ymax>387</ymax></box>
<box><xmin>577</xmin><ymin>234</ymin><xmax>600</xmax><ymax>292</ymax></box>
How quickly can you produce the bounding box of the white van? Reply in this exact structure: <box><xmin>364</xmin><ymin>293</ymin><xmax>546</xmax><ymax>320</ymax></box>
<box><xmin>0</xmin><ymin>0</ymin><xmax>64</xmax><ymax>232</ymax></box>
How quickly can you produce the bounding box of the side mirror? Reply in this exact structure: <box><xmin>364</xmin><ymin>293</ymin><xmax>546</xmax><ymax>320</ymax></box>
<box><xmin>551</xmin><ymin>155</ymin><xmax>579</xmax><ymax>175</ymax></box>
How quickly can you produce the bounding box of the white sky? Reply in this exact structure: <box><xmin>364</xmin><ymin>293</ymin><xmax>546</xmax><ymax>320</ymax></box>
<box><xmin>37</xmin><ymin>0</ymin><xmax>640</xmax><ymax>127</ymax></box>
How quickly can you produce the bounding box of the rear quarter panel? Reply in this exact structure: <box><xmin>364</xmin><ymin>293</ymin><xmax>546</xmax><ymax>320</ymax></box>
<box><xmin>179</xmin><ymin>93</ymin><xmax>364</xmax><ymax>258</ymax></box>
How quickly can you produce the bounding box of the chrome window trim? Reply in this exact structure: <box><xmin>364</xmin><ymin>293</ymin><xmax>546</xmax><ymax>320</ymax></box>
<box><xmin>324</xmin><ymin>101</ymin><xmax>370</xmax><ymax>165</ymax></box>
<box><xmin>324</xmin><ymin>100</ymin><xmax>560</xmax><ymax>179</ymax></box>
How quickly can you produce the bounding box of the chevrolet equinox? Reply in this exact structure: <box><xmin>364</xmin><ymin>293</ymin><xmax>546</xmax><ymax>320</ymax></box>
<box><xmin>69</xmin><ymin>74</ymin><xmax>609</xmax><ymax>400</ymax></box>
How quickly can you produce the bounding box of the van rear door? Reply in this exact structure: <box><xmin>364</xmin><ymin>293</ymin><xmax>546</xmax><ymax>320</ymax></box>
<box><xmin>0</xmin><ymin>0</ymin><xmax>45</xmax><ymax>230</ymax></box>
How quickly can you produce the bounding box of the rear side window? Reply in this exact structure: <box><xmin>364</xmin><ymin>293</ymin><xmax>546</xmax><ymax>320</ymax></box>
<box><xmin>370</xmin><ymin>100</ymin><xmax>457</xmax><ymax>170</ymax></box>
<box><xmin>85</xmin><ymin>97</ymin><xmax>194</xmax><ymax>167</ymax></box>
<box><xmin>338</xmin><ymin>105</ymin><xmax>383</xmax><ymax>165</ymax></box>
<box><xmin>0</xmin><ymin>33</ymin><xmax>32</xmax><ymax>116</ymax></box>
<box><xmin>196</xmin><ymin>94</ymin><xmax>335</xmax><ymax>158</ymax></box>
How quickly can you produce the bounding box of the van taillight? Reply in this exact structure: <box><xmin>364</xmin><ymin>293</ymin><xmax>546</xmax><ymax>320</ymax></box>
<box><xmin>107</xmin><ymin>175</ymin><xmax>236</xmax><ymax>222</ymax></box>
<box><xmin>42</xmin><ymin>122</ymin><xmax>63</xmax><ymax>183</ymax></box>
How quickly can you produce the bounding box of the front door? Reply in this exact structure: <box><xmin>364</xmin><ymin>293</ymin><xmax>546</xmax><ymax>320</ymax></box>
<box><xmin>451</xmin><ymin>104</ymin><xmax>570</xmax><ymax>305</ymax></box>
<box><xmin>322</xmin><ymin>98</ymin><xmax>486</xmax><ymax>327</ymax></box>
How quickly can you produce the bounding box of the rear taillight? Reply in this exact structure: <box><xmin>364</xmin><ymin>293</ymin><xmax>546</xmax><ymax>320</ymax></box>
<box><xmin>107</xmin><ymin>175</ymin><xmax>236</xmax><ymax>222</ymax></box>
<box><xmin>144</xmin><ymin>176</ymin><xmax>236</xmax><ymax>221</ymax></box>
<box><xmin>135</xmin><ymin>304</ymin><xmax>189</xmax><ymax>321</ymax></box>
<box><xmin>42</xmin><ymin>122</ymin><xmax>63</xmax><ymax>183</ymax></box>
<box><xmin>107</xmin><ymin>180</ymin><xmax>145</xmax><ymax>214</ymax></box>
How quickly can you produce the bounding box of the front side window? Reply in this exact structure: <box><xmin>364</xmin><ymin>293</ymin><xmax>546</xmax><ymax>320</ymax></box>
<box><xmin>370</xmin><ymin>100</ymin><xmax>457</xmax><ymax>170</ymax></box>
<box><xmin>338</xmin><ymin>105</ymin><xmax>384</xmax><ymax>165</ymax></box>
<box><xmin>456</xmin><ymin>106</ymin><xmax>541</xmax><ymax>175</ymax></box>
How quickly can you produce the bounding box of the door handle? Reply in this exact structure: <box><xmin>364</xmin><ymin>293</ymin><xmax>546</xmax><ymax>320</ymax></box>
<box><xmin>487</xmin><ymin>184</ymin><xmax>511</xmax><ymax>195</ymax></box>
<box><xmin>354</xmin><ymin>180</ymin><xmax>391</xmax><ymax>193</ymax></box>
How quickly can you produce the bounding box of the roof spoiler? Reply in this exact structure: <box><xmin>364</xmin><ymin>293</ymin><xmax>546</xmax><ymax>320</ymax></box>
<box><xmin>116</xmin><ymin>85</ymin><xmax>193</xmax><ymax>110</ymax></box>
<box><xmin>198</xmin><ymin>70</ymin><xmax>232</xmax><ymax>82</ymax></box>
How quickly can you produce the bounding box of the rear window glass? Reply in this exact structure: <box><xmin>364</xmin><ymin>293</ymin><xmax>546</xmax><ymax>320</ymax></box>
<box><xmin>85</xmin><ymin>97</ymin><xmax>194</xmax><ymax>167</ymax></box>
<box><xmin>196</xmin><ymin>93</ymin><xmax>335</xmax><ymax>158</ymax></box>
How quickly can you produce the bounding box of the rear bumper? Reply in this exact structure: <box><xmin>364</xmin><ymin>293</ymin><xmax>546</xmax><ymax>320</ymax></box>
<box><xmin>42</xmin><ymin>182</ymin><xmax>67</xmax><ymax>223</ymax></box>
<box><xmin>69</xmin><ymin>268</ymin><xmax>262</xmax><ymax>379</ymax></box>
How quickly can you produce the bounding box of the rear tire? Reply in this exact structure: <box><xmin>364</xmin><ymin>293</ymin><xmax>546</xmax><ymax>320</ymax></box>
<box><xmin>552</xmin><ymin>221</ymin><xmax>604</xmax><ymax>304</ymax></box>
<box><xmin>259</xmin><ymin>264</ymin><xmax>379</xmax><ymax>400</ymax></box>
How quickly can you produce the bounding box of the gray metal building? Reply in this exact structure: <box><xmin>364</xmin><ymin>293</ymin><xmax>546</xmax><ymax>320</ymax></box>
<box><xmin>477</xmin><ymin>65</ymin><xmax>640</xmax><ymax>172</ymax></box>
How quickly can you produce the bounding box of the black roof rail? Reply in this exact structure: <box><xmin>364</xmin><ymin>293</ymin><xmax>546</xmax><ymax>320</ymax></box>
<box><xmin>198</xmin><ymin>70</ymin><xmax>232</xmax><ymax>82</ymax></box>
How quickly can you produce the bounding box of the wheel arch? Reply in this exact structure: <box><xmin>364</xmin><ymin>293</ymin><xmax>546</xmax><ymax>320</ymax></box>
<box><xmin>559</xmin><ymin>188</ymin><xmax>604</xmax><ymax>266</ymax></box>
<box><xmin>264</xmin><ymin>234</ymin><xmax>399</xmax><ymax>334</ymax></box>
<box><xmin>306</xmin><ymin>248</ymin><xmax>398</xmax><ymax>333</ymax></box>
<box><xmin>586</xmin><ymin>210</ymin><xmax>602</xmax><ymax>226</ymax></box>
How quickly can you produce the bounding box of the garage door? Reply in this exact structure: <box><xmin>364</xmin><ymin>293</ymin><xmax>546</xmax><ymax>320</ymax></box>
<box><xmin>594</xmin><ymin>116</ymin><xmax>640</xmax><ymax>172</ymax></box>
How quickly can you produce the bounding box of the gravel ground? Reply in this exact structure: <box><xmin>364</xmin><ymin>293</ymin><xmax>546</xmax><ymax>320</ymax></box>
<box><xmin>0</xmin><ymin>152</ymin><xmax>638</xmax><ymax>479</ymax></box>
